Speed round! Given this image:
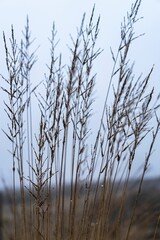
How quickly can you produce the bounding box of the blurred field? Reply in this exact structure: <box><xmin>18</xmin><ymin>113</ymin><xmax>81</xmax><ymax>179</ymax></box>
<box><xmin>1</xmin><ymin>178</ymin><xmax>160</xmax><ymax>240</ymax></box>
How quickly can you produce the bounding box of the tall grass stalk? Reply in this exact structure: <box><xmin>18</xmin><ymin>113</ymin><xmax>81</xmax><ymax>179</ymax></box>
<box><xmin>1</xmin><ymin>0</ymin><xmax>160</xmax><ymax>239</ymax></box>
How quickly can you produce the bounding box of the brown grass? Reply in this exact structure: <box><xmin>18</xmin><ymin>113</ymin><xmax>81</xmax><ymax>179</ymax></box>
<box><xmin>1</xmin><ymin>0</ymin><xmax>160</xmax><ymax>239</ymax></box>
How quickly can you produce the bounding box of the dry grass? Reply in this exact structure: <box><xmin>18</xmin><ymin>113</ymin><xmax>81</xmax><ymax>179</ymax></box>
<box><xmin>1</xmin><ymin>0</ymin><xmax>160</xmax><ymax>239</ymax></box>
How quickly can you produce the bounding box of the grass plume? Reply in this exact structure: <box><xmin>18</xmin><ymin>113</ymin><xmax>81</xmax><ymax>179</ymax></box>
<box><xmin>1</xmin><ymin>1</ymin><xmax>160</xmax><ymax>239</ymax></box>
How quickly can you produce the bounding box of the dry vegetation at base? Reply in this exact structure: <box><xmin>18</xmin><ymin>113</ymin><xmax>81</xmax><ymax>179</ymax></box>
<box><xmin>0</xmin><ymin>0</ymin><xmax>160</xmax><ymax>239</ymax></box>
<box><xmin>1</xmin><ymin>179</ymin><xmax>160</xmax><ymax>240</ymax></box>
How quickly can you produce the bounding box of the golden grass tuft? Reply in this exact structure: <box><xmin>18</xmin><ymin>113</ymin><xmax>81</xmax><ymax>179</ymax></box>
<box><xmin>1</xmin><ymin>0</ymin><xmax>160</xmax><ymax>239</ymax></box>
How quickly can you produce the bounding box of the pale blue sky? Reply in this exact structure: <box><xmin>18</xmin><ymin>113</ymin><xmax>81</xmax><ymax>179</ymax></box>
<box><xmin>0</xmin><ymin>0</ymin><xmax>160</xmax><ymax>187</ymax></box>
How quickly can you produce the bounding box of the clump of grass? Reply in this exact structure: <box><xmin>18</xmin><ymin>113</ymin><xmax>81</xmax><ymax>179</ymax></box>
<box><xmin>1</xmin><ymin>0</ymin><xmax>160</xmax><ymax>239</ymax></box>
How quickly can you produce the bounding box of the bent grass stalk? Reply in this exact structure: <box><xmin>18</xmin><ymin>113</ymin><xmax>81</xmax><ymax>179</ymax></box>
<box><xmin>1</xmin><ymin>0</ymin><xmax>160</xmax><ymax>239</ymax></box>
